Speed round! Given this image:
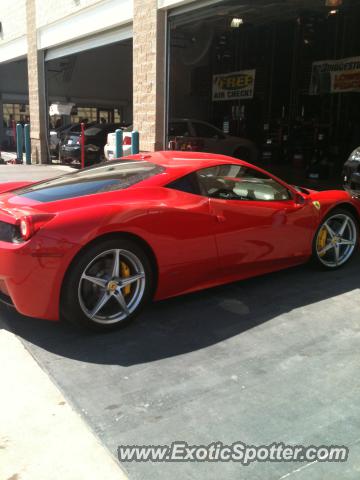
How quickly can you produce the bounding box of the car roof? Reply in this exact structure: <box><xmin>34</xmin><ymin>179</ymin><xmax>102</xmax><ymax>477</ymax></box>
<box><xmin>123</xmin><ymin>150</ymin><xmax>249</xmax><ymax>182</ymax></box>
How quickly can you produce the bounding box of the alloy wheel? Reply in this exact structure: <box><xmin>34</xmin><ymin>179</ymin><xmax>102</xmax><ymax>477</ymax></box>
<box><xmin>78</xmin><ymin>248</ymin><xmax>146</xmax><ymax>324</ymax></box>
<box><xmin>316</xmin><ymin>213</ymin><xmax>357</xmax><ymax>268</ymax></box>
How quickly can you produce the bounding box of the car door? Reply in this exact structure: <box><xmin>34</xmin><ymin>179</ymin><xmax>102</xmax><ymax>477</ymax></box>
<box><xmin>160</xmin><ymin>173</ymin><xmax>221</xmax><ymax>297</ymax></box>
<box><xmin>196</xmin><ymin>164</ymin><xmax>317</xmax><ymax>278</ymax></box>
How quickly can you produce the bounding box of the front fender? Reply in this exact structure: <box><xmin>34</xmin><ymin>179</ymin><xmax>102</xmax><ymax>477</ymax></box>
<box><xmin>309</xmin><ymin>190</ymin><xmax>360</xmax><ymax>222</ymax></box>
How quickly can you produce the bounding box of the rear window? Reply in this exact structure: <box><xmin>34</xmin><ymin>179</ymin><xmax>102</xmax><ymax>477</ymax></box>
<box><xmin>14</xmin><ymin>161</ymin><xmax>164</xmax><ymax>203</ymax></box>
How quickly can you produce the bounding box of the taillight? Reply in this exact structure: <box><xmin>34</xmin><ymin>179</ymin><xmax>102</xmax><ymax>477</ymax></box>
<box><xmin>123</xmin><ymin>136</ymin><xmax>132</xmax><ymax>145</ymax></box>
<box><xmin>17</xmin><ymin>214</ymin><xmax>55</xmax><ymax>241</ymax></box>
<box><xmin>19</xmin><ymin>217</ymin><xmax>32</xmax><ymax>240</ymax></box>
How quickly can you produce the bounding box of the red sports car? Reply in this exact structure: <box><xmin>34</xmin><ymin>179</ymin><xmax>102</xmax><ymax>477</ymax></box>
<box><xmin>0</xmin><ymin>151</ymin><xmax>359</xmax><ymax>330</ymax></box>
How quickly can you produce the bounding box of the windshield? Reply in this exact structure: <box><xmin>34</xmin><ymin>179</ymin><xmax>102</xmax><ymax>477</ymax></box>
<box><xmin>13</xmin><ymin>161</ymin><xmax>164</xmax><ymax>203</ymax></box>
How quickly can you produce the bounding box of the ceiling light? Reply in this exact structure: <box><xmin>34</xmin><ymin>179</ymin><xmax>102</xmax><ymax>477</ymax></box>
<box><xmin>328</xmin><ymin>9</ymin><xmax>338</xmax><ymax>15</ymax></box>
<box><xmin>325</xmin><ymin>0</ymin><xmax>342</xmax><ymax>6</ymax></box>
<box><xmin>230</xmin><ymin>18</ymin><xmax>244</xmax><ymax>28</ymax></box>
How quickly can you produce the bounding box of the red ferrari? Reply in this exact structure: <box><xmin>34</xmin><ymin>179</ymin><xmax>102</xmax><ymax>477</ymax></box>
<box><xmin>0</xmin><ymin>151</ymin><xmax>359</xmax><ymax>330</ymax></box>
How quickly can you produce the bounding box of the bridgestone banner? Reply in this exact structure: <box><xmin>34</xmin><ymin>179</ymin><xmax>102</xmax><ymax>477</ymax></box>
<box><xmin>212</xmin><ymin>70</ymin><xmax>256</xmax><ymax>101</ymax></box>
<box><xmin>309</xmin><ymin>56</ymin><xmax>360</xmax><ymax>95</ymax></box>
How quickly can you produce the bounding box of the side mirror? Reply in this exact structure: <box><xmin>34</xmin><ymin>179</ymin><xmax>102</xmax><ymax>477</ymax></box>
<box><xmin>294</xmin><ymin>192</ymin><xmax>307</xmax><ymax>205</ymax></box>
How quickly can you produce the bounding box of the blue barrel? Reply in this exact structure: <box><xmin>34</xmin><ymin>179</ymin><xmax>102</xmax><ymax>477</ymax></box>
<box><xmin>16</xmin><ymin>123</ymin><xmax>23</xmax><ymax>162</ymax></box>
<box><xmin>24</xmin><ymin>124</ymin><xmax>31</xmax><ymax>164</ymax></box>
<box><xmin>115</xmin><ymin>129</ymin><xmax>123</xmax><ymax>158</ymax></box>
<box><xmin>131</xmin><ymin>131</ymin><xmax>139</xmax><ymax>155</ymax></box>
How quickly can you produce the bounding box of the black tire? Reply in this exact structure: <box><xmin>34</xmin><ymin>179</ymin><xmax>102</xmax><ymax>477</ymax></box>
<box><xmin>60</xmin><ymin>237</ymin><xmax>154</xmax><ymax>331</ymax></box>
<box><xmin>312</xmin><ymin>207</ymin><xmax>359</xmax><ymax>269</ymax></box>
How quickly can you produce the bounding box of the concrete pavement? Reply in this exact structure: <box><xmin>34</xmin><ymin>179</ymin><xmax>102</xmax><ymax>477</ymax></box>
<box><xmin>0</xmin><ymin>162</ymin><xmax>74</xmax><ymax>182</ymax></box>
<box><xmin>0</xmin><ymin>320</ymin><xmax>128</xmax><ymax>480</ymax></box>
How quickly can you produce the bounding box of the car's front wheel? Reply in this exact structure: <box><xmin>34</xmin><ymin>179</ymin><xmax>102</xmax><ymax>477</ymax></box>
<box><xmin>61</xmin><ymin>238</ymin><xmax>154</xmax><ymax>330</ymax></box>
<box><xmin>312</xmin><ymin>208</ymin><xmax>359</xmax><ymax>269</ymax></box>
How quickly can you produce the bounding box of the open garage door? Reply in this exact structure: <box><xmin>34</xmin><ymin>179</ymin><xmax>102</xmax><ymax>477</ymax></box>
<box><xmin>0</xmin><ymin>59</ymin><xmax>29</xmax><ymax>152</ymax></box>
<box><xmin>45</xmin><ymin>35</ymin><xmax>132</xmax><ymax>164</ymax></box>
<box><xmin>45</xmin><ymin>25</ymin><xmax>132</xmax><ymax>62</ymax></box>
<box><xmin>168</xmin><ymin>0</ymin><xmax>360</xmax><ymax>188</ymax></box>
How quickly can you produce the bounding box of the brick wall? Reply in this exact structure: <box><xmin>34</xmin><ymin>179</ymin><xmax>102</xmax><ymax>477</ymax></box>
<box><xmin>133</xmin><ymin>0</ymin><xmax>166</xmax><ymax>152</ymax></box>
<box><xmin>26</xmin><ymin>0</ymin><xmax>48</xmax><ymax>164</ymax></box>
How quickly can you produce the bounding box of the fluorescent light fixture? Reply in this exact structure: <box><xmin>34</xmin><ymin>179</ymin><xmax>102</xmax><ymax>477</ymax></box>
<box><xmin>231</xmin><ymin>17</ymin><xmax>244</xmax><ymax>28</ymax></box>
<box><xmin>325</xmin><ymin>0</ymin><xmax>342</xmax><ymax>6</ymax></box>
<box><xmin>328</xmin><ymin>8</ymin><xmax>338</xmax><ymax>14</ymax></box>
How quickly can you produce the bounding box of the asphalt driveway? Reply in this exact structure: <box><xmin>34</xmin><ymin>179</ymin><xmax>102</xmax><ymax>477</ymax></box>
<box><xmin>2</xmin><ymin>255</ymin><xmax>360</xmax><ymax>479</ymax></box>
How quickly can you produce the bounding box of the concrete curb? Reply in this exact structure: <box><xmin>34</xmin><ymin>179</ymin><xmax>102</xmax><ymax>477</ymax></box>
<box><xmin>0</xmin><ymin>326</ymin><xmax>128</xmax><ymax>480</ymax></box>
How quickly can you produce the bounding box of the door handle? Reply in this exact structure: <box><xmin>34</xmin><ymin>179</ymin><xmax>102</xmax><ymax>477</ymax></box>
<box><xmin>216</xmin><ymin>213</ymin><xmax>226</xmax><ymax>223</ymax></box>
<box><xmin>209</xmin><ymin>200</ymin><xmax>226</xmax><ymax>223</ymax></box>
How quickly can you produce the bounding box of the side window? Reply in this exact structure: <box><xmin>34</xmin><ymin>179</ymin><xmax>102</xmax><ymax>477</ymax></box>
<box><xmin>192</xmin><ymin>122</ymin><xmax>225</xmax><ymax>139</ymax></box>
<box><xmin>166</xmin><ymin>173</ymin><xmax>201</xmax><ymax>195</ymax></box>
<box><xmin>196</xmin><ymin>165</ymin><xmax>292</xmax><ymax>201</ymax></box>
<box><xmin>169</xmin><ymin>122</ymin><xmax>190</xmax><ymax>137</ymax></box>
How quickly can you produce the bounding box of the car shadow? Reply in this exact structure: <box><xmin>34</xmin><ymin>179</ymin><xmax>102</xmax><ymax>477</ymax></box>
<box><xmin>1</xmin><ymin>254</ymin><xmax>360</xmax><ymax>366</ymax></box>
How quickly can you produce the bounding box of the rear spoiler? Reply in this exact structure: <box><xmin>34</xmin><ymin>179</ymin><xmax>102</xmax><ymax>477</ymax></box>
<box><xmin>0</xmin><ymin>181</ymin><xmax>33</xmax><ymax>194</ymax></box>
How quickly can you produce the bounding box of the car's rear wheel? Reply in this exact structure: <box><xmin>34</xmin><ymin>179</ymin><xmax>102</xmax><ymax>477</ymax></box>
<box><xmin>61</xmin><ymin>238</ymin><xmax>154</xmax><ymax>330</ymax></box>
<box><xmin>312</xmin><ymin>208</ymin><xmax>358</xmax><ymax>269</ymax></box>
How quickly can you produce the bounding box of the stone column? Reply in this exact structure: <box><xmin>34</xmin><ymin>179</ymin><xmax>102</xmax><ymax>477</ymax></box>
<box><xmin>26</xmin><ymin>0</ymin><xmax>48</xmax><ymax>164</ymax></box>
<box><xmin>133</xmin><ymin>0</ymin><xmax>167</xmax><ymax>152</ymax></box>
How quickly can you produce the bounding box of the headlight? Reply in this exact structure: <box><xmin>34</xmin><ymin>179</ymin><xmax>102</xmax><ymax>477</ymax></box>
<box><xmin>349</xmin><ymin>147</ymin><xmax>360</xmax><ymax>162</ymax></box>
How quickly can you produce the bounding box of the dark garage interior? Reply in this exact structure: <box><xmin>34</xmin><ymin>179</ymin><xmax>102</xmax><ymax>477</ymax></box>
<box><xmin>168</xmin><ymin>0</ymin><xmax>360</xmax><ymax>186</ymax></box>
<box><xmin>46</xmin><ymin>39</ymin><xmax>133</xmax><ymax>127</ymax></box>
<box><xmin>0</xmin><ymin>59</ymin><xmax>29</xmax><ymax>150</ymax></box>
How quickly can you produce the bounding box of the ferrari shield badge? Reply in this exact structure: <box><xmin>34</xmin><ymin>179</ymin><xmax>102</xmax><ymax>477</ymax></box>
<box><xmin>312</xmin><ymin>201</ymin><xmax>321</xmax><ymax>210</ymax></box>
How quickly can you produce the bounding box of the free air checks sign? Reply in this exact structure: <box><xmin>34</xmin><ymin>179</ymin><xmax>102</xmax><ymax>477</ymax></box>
<box><xmin>212</xmin><ymin>70</ymin><xmax>256</xmax><ymax>101</ymax></box>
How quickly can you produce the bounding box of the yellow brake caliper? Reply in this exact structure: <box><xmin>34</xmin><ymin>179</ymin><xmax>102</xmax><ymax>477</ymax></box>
<box><xmin>317</xmin><ymin>226</ymin><xmax>328</xmax><ymax>257</ymax></box>
<box><xmin>121</xmin><ymin>261</ymin><xmax>131</xmax><ymax>296</ymax></box>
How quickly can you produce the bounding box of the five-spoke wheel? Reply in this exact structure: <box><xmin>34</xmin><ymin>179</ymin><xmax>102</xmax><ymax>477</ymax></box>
<box><xmin>61</xmin><ymin>238</ymin><xmax>153</xmax><ymax>330</ymax></box>
<box><xmin>313</xmin><ymin>209</ymin><xmax>358</xmax><ymax>268</ymax></box>
<box><xmin>79</xmin><ymin>249</ymin><xmax>146</xmax><ymax>324</ymax></box>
